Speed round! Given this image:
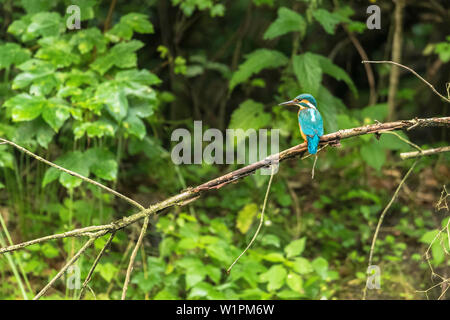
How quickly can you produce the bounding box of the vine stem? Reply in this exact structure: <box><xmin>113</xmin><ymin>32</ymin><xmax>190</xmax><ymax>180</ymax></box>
<box><xmin>227</xmin><ymin>164</ymin><xmax>276</xmax><ymax>274</ymax></box>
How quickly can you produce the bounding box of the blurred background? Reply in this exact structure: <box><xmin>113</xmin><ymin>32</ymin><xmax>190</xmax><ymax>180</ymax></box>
<box><xmin>0</xmin><ymin>0</ymin><xmax>449</xmax><ymax>300</ymax></box>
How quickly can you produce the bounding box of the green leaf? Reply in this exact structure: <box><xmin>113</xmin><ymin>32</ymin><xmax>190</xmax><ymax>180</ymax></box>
<box><xmin>259</xmin><ymin>264</ymin><xmax>287</xmax><ymax>291</ymax></box>
<box><xmin>70</xmin><ymin>28</ymin><xmax>107</xmax><ymax>54</ymax></box>
<box><xmin>90</xmin><ymin>40</ymin><xmax>144</xmax><ymax>75</ymax></box>
<box><xmin>312</xmin><ymin>257</ymin><xmax>329</xmax><ymax>279</ymax></box>
<box><xmin>360</xmin><ymin>141</ymin><xmax>386</xmax><ymax>171</ymax></box>
<box><xmin>284</xmin><ymin>237</ymin><xmax>306</xmax><ymax>258</ymax></box>
<box><xmin>228</xmin><ymin>99</ymin><xmax>271</xmax><ymax>145</ymax></box>
<box><xmin>316</xmin><ymin>86</ymin><xmax>344</xmax><ymax>133</ymax></box>
<box><xmin>293</xmin><ymin>53</ymin><xmax>322</xmax><ymax>96</ymax></box>
<box><xmin>314</xmin><ymin>54</ymin><xmax>357</xmax><ymax>96</ymax></box>
<box><xmin>0</xmin><ymin>148</ymin><xmax>14</xmax><ymax>169</ymax></box>
<box><xmin>41</xmin><ymin>99</ymin><xmax>70</xmax><ymax>132</ymax></box>
<box><xmin>95</xmin><ymin>82</ymin><xmax>128</xmax><ymax>122</ymax></box>
<box><xmin>378</xmin><ymin>132</ymin><xmax>410</xmax><ymax>151</ymax></box>
<box><xmin>419</xmin><ymin>230</ymin><xmax>439</xmax><ymax>244</ymax></box>
<box><xmin>124</xmin><ymin>112</ymin><xmax>146</xmax><ymax>140</ymax></box>
<box><xmin>97</xmin><ymin>263</ymin><xmax>118</xmax><ymax>282</ymax></box>
<box><xmin>73</xmin><ymin>120</ymin><xmax>116</xmax><ymax>139</ymax></box>
<box><xmin>0</xmin><ymin>43</ymin><xmax>31</xmax><ymax>69</ymax></box>
<box><xmin>41</xmin><ymin>243</ymin><xmax>59</xmax><ymax>258</ymax></box>
<box><xmin>230</xmin><ymin>49</ymin><xmax>288</xmax><ymax>91</ymax></box>
<box><xmin>20</xmin><ymin>0</ymin><xmax>58</xmax><ymax>14</ymax></box>
<box><xmin>263</xmin><ymin>7</ymin><xmax>306</xmax><ymax>40</ymax></box>
<box><xmin>286</xmin><ymin>272</ymin><xmax>303</xmax><ymax>293</ymax></box>
<box><xmin>84</xmin><ymin>148</ymin><xmax>118</xmax><ymax>181</ymax></box>
<box><xmin>312</xmin><ymin>9</ymin><xmax>342</xmax><ymax>34</ymax></box>
<box><xmin>107</xmin><ymin>13</ymin><xmax>154</xmax><ymax>41</ymax></box>
<box><xmin>54</xmin><ymin>151</ymin><xmax>90</xmax><ymax>189</ymax></box>
<box><xmin>236</xmin><ymin>203</ymin><xmax>258</xmax><ymax>234</ymax></box>
<box><xmin>116</xmin><ymin>69</ymin><xmax>161</xmax><ymax>86</ymax></box>
<box><xmin>26</xmin><ymin>12</ymin><xmax>65</xmax><ymax>38</ymax></box>
<box><xmin>292</xmin><ymin>257</ymin><xmax>313</xmax><ymax>274</ymax></box>
<box><xmin>361</xmin><ymin>103</ymin><xmax>388</xmax><ymax>122</ymax></box>
<box><xmin>4</xmin><ymin>94</ymin><xmax>46</xmax><ymax>122</ymax></box>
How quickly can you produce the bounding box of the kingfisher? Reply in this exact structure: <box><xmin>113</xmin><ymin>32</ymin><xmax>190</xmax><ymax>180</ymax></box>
<box><xmin>279</xmin><ymin>94</ymin><xmax>324</xmax><ymax>154</ymax></box>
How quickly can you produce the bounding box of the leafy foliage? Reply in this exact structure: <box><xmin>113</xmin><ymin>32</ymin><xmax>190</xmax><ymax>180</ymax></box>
<box><xmin>0</xmin><ymin>0</ymin><xmax>448</xmax><ymax>301</ymax></box>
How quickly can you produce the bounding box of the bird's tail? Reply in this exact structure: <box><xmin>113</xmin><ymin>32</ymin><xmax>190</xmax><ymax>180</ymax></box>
<box><xmin>306</xmin><ymin>135</ymin><xmax>320</xmax><ymax>154</ymax></box>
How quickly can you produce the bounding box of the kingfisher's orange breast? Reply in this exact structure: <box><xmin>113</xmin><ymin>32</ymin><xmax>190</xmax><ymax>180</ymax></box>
<box><xmin>298</xmin><ymin>109</ymin><xmax>307</xmax><ymax>141</ymax></box>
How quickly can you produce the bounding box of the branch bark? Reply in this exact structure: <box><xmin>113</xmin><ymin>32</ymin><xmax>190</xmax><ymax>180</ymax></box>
<box><xmin>1</xmin><ymin>116</ymin><xmax>449</xmax><ymax>299</ymax></box>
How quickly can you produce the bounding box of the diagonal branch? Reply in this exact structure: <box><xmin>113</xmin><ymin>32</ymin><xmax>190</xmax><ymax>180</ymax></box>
<box><xmin>1</xmin><ymin>117</ymin><xmax>449</xmax><ymax>299</ymax></box>
<box><xmin>1</xmin><ymin>117</ymin><xmax>449</xmax><ymax>258</ymax></box>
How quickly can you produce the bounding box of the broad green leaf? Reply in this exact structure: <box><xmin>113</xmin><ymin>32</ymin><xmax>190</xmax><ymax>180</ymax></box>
<box><xmin>293</xmin><ymin>53</ymin><xmax>322</xmax><ymax>96</ymax></box>
<box><xmin>286</xmin><ymin>272</ymin><xmax>303</xmax><ymax>293</ymax></box>
<box><xmin>41</xmin><ymin>243</ymin><xmax>59</xmax><ymax>258</ymax></box>
<box><xmin>316</xmin><ymin>86</ymin><xmax>344</xmax><ymax>133</ymax></box>
<box><xmin>35</xmin><ymin>46</ymin><xmax>80</xmax><ymax>68</ymax></box>
<box><xmin>314</xmin><ymin>54</ymin><xmax>357</xmax><ymax>96</ymax></box>
<box><xmin>4</xmin><ymin>94</ymin><xmax>46</xmax><ymax>122</ymax></box>
<box><xmin>0</xmin><ymin>43</ymin><xmax>31</xmax><ymax>69</ymax></box>
<box><xmin>0</xmin><ymin>148</ymin><xmax>14</xmax><ymax>169</ymax></box>
<box><xmin>360</xmin><ymin>141</ymin><xmax>386</xmax><ymax>171</ymax></box>
<box><xmin>54</xmin><ymin>151</ymin><xmax>90</xmax><ymax>189</ymax></box>
<box><xmin>312</xmin><ymin>9</ymin><xmax>342</xmax><ymax>34</ymax></box>
<box><xmin>312</xmin><ymin>257</ymin><xmax>329</xmax><ymax>279</ymax></box>
<box><xmin>116</xmin><ymin>69</ymin><xmax>162</xmax><ymax>86</ymax></box>
<box><xmin>228</xmin><ymin>99</ymin><xmax>271</xmax><ymax>145</ymax></box>
<box><xmin>20</xmin><ymin>0</ymin><xmax>58</xmax><ymax>14</ymax></box>
<box><xmin>361</xmin><ymin>103</ymin><xmax>388</xmax><ymax>122</ymax></box>
<box><xmin>378</xmin><ymin>132</ymin><xmax>410</xmax><ymax>151</ymax></box>
<box><xmin>70</xmin><ymin>28</ymin><xmax>107</xmax><ymax>54</ymax></box>
<box><xmin>236</xmin><ymin>203</ymin><xmax>258</xmax><ymax>234</ymax></box>
<box><xmin>259</xmin><ymin>264</ymin><xmax>287</xmax><ymax>291</ymax></box>
<box><xmin>95</xmin><ymin>82</ymin><xmax>128</xmax><ymax>122</ymax></box>
<box><xmin>419</xmin><ymin>230</ymin><xmax>439</xmax><ymax>244</ymax></box>
<box><xmin>84</xmin><ymin>148</ymin><xmax>118</xmax><ymax>181</ymax></box>
<box><xmin>284</xmin><ymin>237</ymin><xmax>306</xmax><ymax>258</ymax></box>
<box><xmin>229</xmin><ymin>49</ymin><xmax>288</xmax><ymax>91</ymax></box>
<box><xmin>42</xmin><ymin>167</ymin><xmax>59</xmax><ymax>187</ymax></box>
<box><xmin>41</xmin><ymin>99</ymin><xmax>70</xmax><ymax>132</ymax></box>
<box><xmin>107</xmin><ymin>13</ymin><xmax>154</xmax><ymax>41</ymax></box>
<box><xmin>90</xmin><ymin>40</ymin><xmax>144</xmax><ymax>75</ymax></box>
<box><xmin>263</xmin><ymin>252</ymin><xmax>286</xmax><ymax>263</ymax></box>
<box><xmin>73</xmin><ymin>120</ymin><xmax>116</xmax><ymax>139</ymax></box>
<box><xmin>123</xmin><ymin>112</ymin><xmax>146</xmax><ymax>139</ymax></box>
<box><xmin>292</xmin><ymin>257</ymin><xmax>313</xmax><ymax>274</ymax></box>
<box><xmin>96</xmin><ymin>263</ymin><xmax>118</xmax><ymax>283</ymax></box>
<box><xmin>263</xmin><ymin>7</ymin><xmax>306</xmax><ymax>40</ymax></box>
<box><xmin>27</xmin><ymin>12</ymin><xmax>64</xmax><ymax>39</ymax></box>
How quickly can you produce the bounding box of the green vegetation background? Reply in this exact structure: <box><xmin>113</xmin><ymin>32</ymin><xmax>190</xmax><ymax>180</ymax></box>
<box><xmin>0</xmin><ymin>0</ymin><xmax>449</xmax><ymax>300</ymax></box>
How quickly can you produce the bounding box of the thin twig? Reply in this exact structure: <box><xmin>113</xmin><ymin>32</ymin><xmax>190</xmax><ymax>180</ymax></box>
<box><xmin>121</xmin><ymin>216</ymin><xmax>150</xmax><ymax>299</ymax></box>
<box><xmin>33</xmin><ymin>234</ymin><xmax>102</xmax><ymax>300</ymax></box>
<box><xmin>362</xmin><ymin>159</ymin><xmax>418</xmax><ymax>300</ymax></box>
<box><xmin>381</xmin><ymin>130</ymin><xmax>423</xmax><ymax>152</ymax></box>
<box><xmin>401</xmin><ymin>146</ymin><xmax>450</xmax><ymax>159</ymax></box>
<box><xmin>0</xmin><ymin>224</ymin><xmax>113</xmax><ymax>254</ymax></box>
<box><xmin>0</xmin><ymin>138</ymin><xmax>145</xmax><ymax>211</ymax></box>
<box><xmin>362</xmin><ymin>60</ymin><xmax>450</xmax><ymax>103</ymax></box>
<box><xmin>227</xmin><ymin>164</ymin><xmax>276</xmax><ymax>274</ymax></box>
<box><xmin>79</xmin><ymin>232</ymin><xmax>116</xmax><ymax>299</ymax></box>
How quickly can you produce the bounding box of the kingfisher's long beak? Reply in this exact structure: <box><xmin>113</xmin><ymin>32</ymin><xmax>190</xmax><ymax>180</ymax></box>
<box><xmin>279</xmin><ymin>100</ymin><xmax>297</xmax><ymax>106</ymax></box>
